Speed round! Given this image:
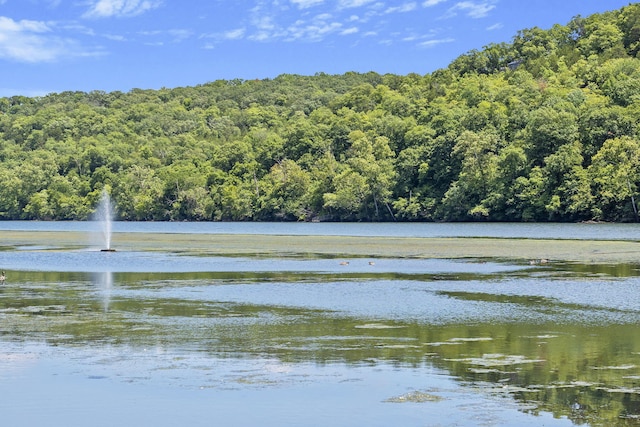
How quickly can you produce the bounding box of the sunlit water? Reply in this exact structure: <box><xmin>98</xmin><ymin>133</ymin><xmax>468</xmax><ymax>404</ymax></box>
<box><xmin>1</xmin><ymin>223</ymin><xmax>640</xmax><ymax>426</ymax></box>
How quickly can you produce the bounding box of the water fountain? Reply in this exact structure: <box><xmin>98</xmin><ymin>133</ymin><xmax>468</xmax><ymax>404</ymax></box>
<box><xmin>95</xmin><ymin>189</ymin><xmax>116</xmax><ymax>252</ymax></box>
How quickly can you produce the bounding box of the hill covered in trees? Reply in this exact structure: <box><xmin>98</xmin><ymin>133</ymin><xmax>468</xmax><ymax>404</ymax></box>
<box><xmin>1</xmin><ymin>4</ymin><xmax>640</xmax><ymax>222</ymax></box>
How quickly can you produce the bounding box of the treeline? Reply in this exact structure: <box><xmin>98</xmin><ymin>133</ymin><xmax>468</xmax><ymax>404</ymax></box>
<box><xmin>1</xmin><ymin>4</ymin><xmax>640</xmax><ymax>222</ymax></box>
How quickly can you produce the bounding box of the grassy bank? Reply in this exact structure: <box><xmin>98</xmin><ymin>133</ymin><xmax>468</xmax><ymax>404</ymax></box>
<box><xmin>1</xmin><ymin>230</ymin><xmax>640</xmax><ymax>264</ymax></box>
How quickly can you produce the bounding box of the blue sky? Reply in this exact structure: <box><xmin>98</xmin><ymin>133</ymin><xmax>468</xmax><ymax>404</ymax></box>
<box><xmin>0</xmin><ymin>0</ymin><xmax>633</xmax><ymax>96</ymax></box>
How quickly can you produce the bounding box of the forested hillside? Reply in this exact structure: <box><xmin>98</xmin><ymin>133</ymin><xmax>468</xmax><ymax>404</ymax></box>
<box><xmin>1</xmin><ymin>4</ymin><xmax>640</xmax><ymax>222</ymax></box>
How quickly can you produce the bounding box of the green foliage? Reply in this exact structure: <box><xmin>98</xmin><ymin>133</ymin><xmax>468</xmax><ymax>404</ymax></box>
<box><xmin>0</xmin><ymin>5</ymin><xmax>639</xmax><ymax>222</ymax></box>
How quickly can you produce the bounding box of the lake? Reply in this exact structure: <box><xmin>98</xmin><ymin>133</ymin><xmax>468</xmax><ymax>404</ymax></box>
<box><xmin>1</xmin><ymin>222</ymin><xmax>639</xmax><ymax>426</ymax></box>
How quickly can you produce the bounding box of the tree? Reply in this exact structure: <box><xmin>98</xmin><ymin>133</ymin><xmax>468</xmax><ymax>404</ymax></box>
<box><xmin>258</xmin><ymin>159</ymin><xmax>311</xmax><ymax>220</ymax></box>
<box><xmin>323</xmin><ymin>167</ymin><xmax>369</xmax><ymax>219</ymax></box>
<box><xmin>0</xmin><ymin>168</ymin><xmax>23</xmax><ymax>219</ymax></box>
<box><xmin>525</xmin><ymin>106</ymin><xmax>578</xmax><ymax>165</ymax></box>
<box><xmin>588</xmin><ymin>136</ymin><xmax>640</xmax><ymax>221</ymax></box>
<box><xmin>343</xmin><ymin>130</ymin><xmax>396</xmax><ymax>219</ymax></box>
<box><xmin>439</xmin><ymin>130</ymin><xmax>500</xmax><ymax>220</ymax></box>
<box><xmin>542</xmin><ymin>141</ymin><xmax>592</xmax><ymax>220</ymax></box>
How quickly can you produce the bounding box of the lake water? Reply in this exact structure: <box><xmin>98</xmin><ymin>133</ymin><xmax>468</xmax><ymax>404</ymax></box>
<box><xmin>1</xmin><ymin>222</ymin><xmax>640</xmax><ymax>426</ymax></box>
<box><xmin>1</xmin><ymin>220</ymin><xmax>640</xmax><ymax>240</ymax></box>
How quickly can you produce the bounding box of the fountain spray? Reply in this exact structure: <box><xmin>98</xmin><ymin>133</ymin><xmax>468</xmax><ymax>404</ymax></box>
<box><xmin>96</xmin><ymin>189</ymin><xmax>116</xmax><ymax>252</ymax></box>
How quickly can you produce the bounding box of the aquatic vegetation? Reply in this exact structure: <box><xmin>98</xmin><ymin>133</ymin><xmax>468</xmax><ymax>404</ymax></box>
<box><xmin>385</xmin><ymin>390</ymin><xmax>444</xmax><ymax>403</ymax></box>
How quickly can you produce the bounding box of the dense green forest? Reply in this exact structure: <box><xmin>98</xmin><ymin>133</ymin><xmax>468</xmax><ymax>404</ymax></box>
<box><xmin>1</xmin><ymin>4</ymin><xmax>640</xmax><ymax>222</ymax></box>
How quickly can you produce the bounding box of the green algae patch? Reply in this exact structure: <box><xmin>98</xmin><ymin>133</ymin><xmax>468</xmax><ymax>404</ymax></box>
<box><xmin>385</xmin><ymin>390</ymin><xmax>444</xmax><ymax>403</ymax></box>
<box><xmin>2</xmin><ymin>230</ymin><xmax>640</xmax><ymax>263</ymax></box>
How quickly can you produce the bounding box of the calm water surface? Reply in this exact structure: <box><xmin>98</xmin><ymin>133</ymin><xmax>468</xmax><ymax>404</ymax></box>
<box><xmin>1</xmin><ymin>220</ymin><xmax>640</xmax><ymax>239</ymax></box>
<box><xmin>1</xmin><ymin>222</ymin><xmax>640</xmax><ymax>426</ymax></box>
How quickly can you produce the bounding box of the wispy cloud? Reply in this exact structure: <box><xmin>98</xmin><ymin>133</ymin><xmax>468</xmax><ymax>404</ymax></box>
<box><xmin>385</xmin><ymin>3</ymin><xmax>418</xmax><ymax>14</ymax></box>
<box><xmin>285</xmin><ymin>14</ymin><xmax>344</xmax><ymax>41</ymax></box>
<box><xmin>223</xmin><ymin>28</ymin><xmax>246</xmax><ymax>40</ymax></box>
<box><xmin>290</xmin><ymin>0</ymin><xmax>325</xmax><ymax>9</ymax></box>
<box><xmin>419</xmin><ymin>37</ymin><xmax>454</xmax><ymax>48</ymax></box>
<box><xmin>235</xmin><ymin>3</ymin><xmax>349</xmax><ymax>43</ymax></box>
<box><xmin>167</xmin><ymin>29</ymin><xmax>193</xmax><ymax>42</ymax></box>
<box><xmin>205</xmin><ymin>0</ymin><xmax>464</xmax><ymax>47</ymax></box>
<box><xmin>445</xmin><ymin>1</ymin><xmax>495</xmax><ymax>19</ymax></box>
<box><xmin>83</xmin><ymin>0</ymin><xmax>162</xmax><ymax>19</ymax></box>
<box><xmin>486</xmin><ymin>22</ymin><xmax>503</xmax><ymax>31</ymax></box>
<box><xmin>104</xmin><ymin>33</ymin><xmax>127</xmax><ymax>41</ymax></box>
<box><xmin>0</xmin><ymin>16</ymin><xmax>103</xmax><ymax>62</ymax></box>
<box><xmin>423</xmin><ymin>0</ymin><xmax>448</xmax><ymax>6</ymax></box>
<box><xmin>340</xmin><ymin>27</ymin><xmax>359</xmax><ymax>35</ymax></box>
<box><xmin>337</xmin><ymin>0</ymin><xmax>377</xmax><ymax>9</ymax></box>
<box><xmin>247</xmin><ymin>11</ymin><xmax>281</xmax><ymax>42</ymax></box>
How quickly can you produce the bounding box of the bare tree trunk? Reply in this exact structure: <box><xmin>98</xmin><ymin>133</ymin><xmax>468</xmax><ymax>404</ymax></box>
<box><xmin>385</xmin><ymin>202</ymin><xmax>396</xmax><ymax>221</ymax></box>
<box><xmin>627</xmin><ymin>178</ymin><xmax>638</xmax><ymax>222</ymax></box>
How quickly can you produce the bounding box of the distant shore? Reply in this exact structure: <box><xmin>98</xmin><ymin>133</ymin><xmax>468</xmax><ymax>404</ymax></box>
<box><xmin>1</xmin><ymin>230</ymin><xmax>640</xmax><ymax>264</ymax></box>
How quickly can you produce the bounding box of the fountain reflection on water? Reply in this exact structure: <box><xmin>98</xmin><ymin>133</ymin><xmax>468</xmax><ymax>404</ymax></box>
<box><xmin>92</xmin><ymin>271</ymin><xmax>113</xmax><ymax>312</ymax></box>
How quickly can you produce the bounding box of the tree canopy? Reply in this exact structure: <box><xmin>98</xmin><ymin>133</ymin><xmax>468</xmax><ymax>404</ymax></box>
<box><xmin>1</xmin><ymin>4</ymin><xmax>640</xmax><ymax>222</ymax></box>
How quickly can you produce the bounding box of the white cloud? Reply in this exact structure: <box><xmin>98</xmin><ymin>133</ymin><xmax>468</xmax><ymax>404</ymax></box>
<box><xmin>0</xmin><ymin>16</ymin><xmax>102</xmax><ymax>62</ymax></box>
<box><xmin>83</xmin><ymin>0</ymin><xmax>162</xmax><ymax>19</ymax></box>
<box><xmin>385</xmin><ymin>2</ymin><xmax>417</xmax><ymax>14</ymax></box>
<box><xmin>219</xmin><ymin>0</ymin><xmax>447</xmax><ymax>45</ymax></box>
<box><xmin>286</xmin><ymin>18</ymin><xmax>343</xmax><ymax>41</ymax></box>
<box><xmin>168</xmin><ymin>29</ymin><xmax>192</xmax><ymax>42</ymax></box>
<box><xmin>486</xmin><ymin>22</ymin><xmax>503</xmax><ymax>31</ymax></box>
<box><xmin>340</xmin><ymin>27</ymin><xmax>359</xmax><ymax>35</ymax></box>
<box><xmin>241</xmin><ymin>2</ymin><xmax>346</xmax><ymax>42</ymax></box>
<box><xmin>290</xmin><ymin>0</ymin><xmax>325</xmax><ymax>8</ymax></box>
<box><xmin>337</xmin><ymin>0</ymin><xmax>377</xmax><ymax>9</ymax></box>
<box><xmin>446</xmin><ymin>1</ymin><xmax>495</xmax><ymax>19</ymax></box>
<box><xmin>252</xmin><ymin>14</ymin><xmax>277</xmax><ymax>31</ymax></box>
<box><xmin>0</xmin><ymin>17</ymin><xmax>50</xmax><ymax>34</ymax></box>
<box><xmin>223</xmin><ymin>28</ymin><xmax>246</xmax><ymax>40</ymax></box>
<box><xmin>104</xmin><ymin>33</ymin><xmax>127</xmax><ymax>41</ymax></box>
<box><xmin>418</xmin><ymin>37</ymin><xmax>454</xmax><ymax>47</ymax></box>
<box><xmin>423</xmin><ymin>0</ymin><xmax>448</xmax><ymax>6</ymax></box>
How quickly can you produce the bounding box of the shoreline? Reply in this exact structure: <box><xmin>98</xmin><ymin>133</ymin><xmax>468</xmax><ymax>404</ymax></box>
<box><xmin>1</xmin><ymin>230</ymin><xmax>639</xmax><ymax>264</ymax></box>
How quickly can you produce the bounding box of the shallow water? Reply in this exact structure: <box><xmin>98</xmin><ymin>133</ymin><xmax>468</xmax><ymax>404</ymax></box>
<box><xmin>1</xmin><ymin>224</ymin><xmax>640</xmax><ymax>426</ymax></box>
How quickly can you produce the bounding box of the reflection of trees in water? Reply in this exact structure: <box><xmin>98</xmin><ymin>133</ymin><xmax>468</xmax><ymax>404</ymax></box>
<box><xmin>421</xmin><ymin>323</ymin><xmax>640</xmax><ymax>427</ymax></box>
<box><xmin>200</xmin><ymin>316</ymin><xmax>640</xmax><ymax>426</ymax></box>
<box><xmin>2</xmin><ymin>270</ymin><xmax>640</xmax><ymax>425</ymax></box>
